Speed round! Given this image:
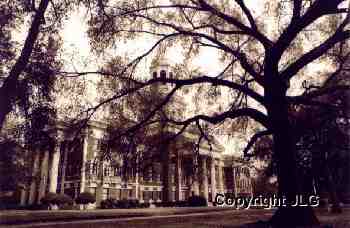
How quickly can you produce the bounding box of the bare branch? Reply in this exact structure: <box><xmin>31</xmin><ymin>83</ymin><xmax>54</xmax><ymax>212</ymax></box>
<box><xmin>196</xmin><ymin>0</ymin><xmax>272</xmax><ymax>47</ymax></box>
<box><xmin>281</xmin><ymin>30</ymin><xmax>350</xmax><ymax>81</ymax></box>
<box><xmin>274</xmin><ymin>0</ymin><xmax>346</xmax><ymax>60</ymax></box>
<box><xmin>234</xmin><ymin>0</ymin><xmax>258</xmax><ymax>31</ymax></box>
<box><xmin>166</xmin><ymin>108</ymin><xmax>270</xmax><ymax>129</ymax></box>
<box><xmin>0</xmin><ymin>0</ymin><xmax>51</xmax><ymax>131</ymax></box>
<box><xmin>288</xmin><ymin>85</ymin><xmax>350</xmax><ymax>104</ymax></box>
<box><xmin>243</xmin><ymin>130</ymin><xmax>271</xmax><ymax>157</ymax></box>
<box><xmin>292</xmin><ymin>0</ymin><xmax>302</xmax><ymax>21</ymax></box>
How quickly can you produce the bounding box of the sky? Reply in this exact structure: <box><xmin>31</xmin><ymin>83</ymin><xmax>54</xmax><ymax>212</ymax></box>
<box><xmin>56</xmin><ymin>1</ymin><xmax>348</xmax><ymax>155</ymax></box>
<box><xmin>60</xmin><ymin>11</ymin><xmax>246</xmax><ymax>155</ymax></box>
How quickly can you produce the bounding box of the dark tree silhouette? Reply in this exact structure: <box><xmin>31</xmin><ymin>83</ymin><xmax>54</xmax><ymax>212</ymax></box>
<box><xmin>68</xmin><ymin>1</ymin><xmax>350</xmax><ymax>226</ymax></box>
<box><xmin>0</xmin><ymin>0</ymin><xmax>76</xmax><ymax>131</ymax></box>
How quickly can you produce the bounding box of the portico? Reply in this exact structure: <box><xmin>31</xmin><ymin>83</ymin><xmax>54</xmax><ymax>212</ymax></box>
<box><xmin>23</xmin><ymin>120</ymin><xmax>253</xmax><ymax>206</ymax></box>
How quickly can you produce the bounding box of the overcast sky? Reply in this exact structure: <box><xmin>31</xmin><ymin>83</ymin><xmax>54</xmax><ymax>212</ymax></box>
<box><xmin>50</xmin><ymin>1</ymin><xmax>349</xmax><ymax>155</ymax></box>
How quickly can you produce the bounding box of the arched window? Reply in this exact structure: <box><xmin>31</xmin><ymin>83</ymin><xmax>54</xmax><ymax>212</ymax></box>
<box><xmin>152</xmin><ymin>72</ymin><xmax>157</xmax><ymax>78</ymax></box>
<box><xmin>160</xmin><ymin>70</ymin><xmax>166</xmax><ymax>79</ymax></box>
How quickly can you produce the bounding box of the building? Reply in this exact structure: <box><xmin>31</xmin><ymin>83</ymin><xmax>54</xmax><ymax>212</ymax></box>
<box><xmin>19</xmin><ymin>120</ymin><xmax>253</xmax><ymax>207</ymax></box>
<box><xmin>19</xmin><ymin>60</ymin><xmax>253</xmax><ymax>207</ymax></box>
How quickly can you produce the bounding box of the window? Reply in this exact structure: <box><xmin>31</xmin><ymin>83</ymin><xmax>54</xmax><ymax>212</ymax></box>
<box><xmin>160</xmin><ymin>70</ymin><xmax>166</xmax><ymax>79</ymax></box>
<box><xmin>85</xmin><ymin>161</ymin><xmax>91</xmax><ymax>174</ymax></box>
<box><xmin>143</xmin><ymin>191</ymin><xmax>150</xmax><ymax>201</ymax></box>
<box><xmin>97</xmin><ymin>140</ymin><xmax>108</xmax><ymax>153</ymax></box>
<box><xmin>153</xmin><ymin>72</ymin><xmax>157</xmax><ymax>78</ymax></box>
<box><xmin>104</xmin><ymin>165</ymin><xmax>110</xmax><ymax>176</ymax></box>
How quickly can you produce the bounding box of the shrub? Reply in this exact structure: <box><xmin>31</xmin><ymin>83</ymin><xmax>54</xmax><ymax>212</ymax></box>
<box><xmin>25</xmin><ymin>203</ymin><xmax>48</xmax><ymax>210</ymax></box>
<box><xmin>41</xmin><ymin>192</ymin><xmax>59</xmax><ymax>205</ymax></box>
<box><xmin>175</xmin><ymin>200</ymin><xmax>188</xmax><ymax>207</ymax></box>
<box><xmin>100</xmin><ymin>198</ymin><xmax>117</xmax><ymax>209</ymax></box>
<box><xmin>75</xmin><ymin>192</ymin><xmax>96</xmax><ymax>205</ymax></box>
<box><xmin>128</xmin><ymin>199</ymin><xmax>140</xmax><ymax>208</ymax></box>
<box><xmin>0</xmin><ymin>195</ymin><xmax>19</xmax><ymax>209</ymax></box>
<box><xmin>118</xmin><ymin>199</ymin><xmax>140</xmax><ymax>208</ymax></box>
<box><xmin>187</xmin><ymin>195</ymin><xmax>207</xmax><ymax>207</ymax></box>
<box><xmin>100</xmin><ymin>198</ymin><xmax>141</xmax><ymax>209</ymax></box>
<box><xmin>139</xmin><ymin>202</ymin><xmax>150</xmax><ymax>208</ymax></box>
<box><xmin>59</xmin><ymin>204</ymin><xmax>80</xmax><ymax>210</ymax></box>
<box><xmin>154</xmin><ymin>201</ymin><xmax>188</xmax><ymax>207</ymax></box>
<box><xmin>55</xmin><ymin>194</ymin><xmax>73</xmax><ymax>206</ymax></box>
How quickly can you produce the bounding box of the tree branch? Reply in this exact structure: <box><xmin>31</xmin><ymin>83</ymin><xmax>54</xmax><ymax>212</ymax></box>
<box><xmin>281</xmin><ymin>29</ymin><xmax>350</xmax><ymax>81</ymax></box>
<box><xmin>166</xmin><ymin>108</ymin><xmax>270</xmax><ymax>129</ymax></box>
<box><xmin>274</xmin><ymin>0</ymin><xmax>346</xmax><ymax>60</ymax></box>
<box><xmin>0</xmin><ymin>0</ymin><xmax>50</xmax><ymax>131</ymax></box>
<box><xmin>234</xmin><ymin>0</ymin><xmax>258</xmax><ymax>31</ymax></box>
<box><xmin>196</xmin><ymin>0</ymin><xmax>272</xmax><ymax>47</ymax></box>
<box><xmin>243</xmin><ymin>130</ymin><xmax>271</xmax><ymax>157</ymax></box>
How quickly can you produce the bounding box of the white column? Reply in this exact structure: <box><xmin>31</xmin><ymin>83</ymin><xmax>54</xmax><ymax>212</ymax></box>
<box><xmin>201</xmin><ymin>157</ymin><xmax>208</xmax><ymax>201</ymax></box>
<box><xmin>28</xmin><ymin>151</ymin><xmax>40</xmax><ymax>204</ymax></box>
<box><xmin>139</xmin><ymin>186</ymin><xmax>143</xmax><ymax>202</ymax></box>
<box><xmin>233</xmin><ymin>166</ymin><xmax>238</xmax><ymax>197</ymax></box>
<box><xmin>249</xmin><ymin>174</ymin><xmax>254</xmax><ymax>197</ymax></box>
<box><xmin>20</xmin><ymin>187</ymin><xmax>27</xmax><ymax>206</ymax></box>
<box><xmin>175</xmin><ymin>153</ymin><xmax>182</xmax><ymax>201</ymax></box>
<box><xmin>218</xmin><ymin>160</ymin><xmax>224</xmax><ymax>193</ymax></box>
<box><xmin>38</xmin><ymin>150</ymin><xmax>49</xmax><ymax>203</ymax></box>
<box><xmin>80</xmin><ymin>128</ymin><xmax>89</xmax><ymax>193</ymax></box>
<box><xmin>211</xmin><ymin>158</ymin><xmax>216</xmax><ymax>202</ymax></box>
<box><xmin>60</xmin><ymin>142</ymin><xmax>68</xmax><ymax>194</ymax></box>
<box><xmin>49</xmin><ymin>140</ymin><xmax>61</xmax><ymax>193</ymax></box>
<box><xmin>135</xmin><ymin>156</ymin><xmax>139</xmax><ymax>199</ymax></box>
<box><xmin>191</xmin><ymin>157</ymin><xmax>200</xmax><ymax>195</ymax></box>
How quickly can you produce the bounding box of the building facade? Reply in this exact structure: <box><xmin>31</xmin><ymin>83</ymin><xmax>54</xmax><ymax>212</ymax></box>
<box><xmin>19</xmin><ymin>120</ymin><xmax>253</xmax><ymax>207</ymax></box>
<box><xmin>19</xmin><ymin>59</ymin><xmax>253</xmax><ymax>207</ymax></box>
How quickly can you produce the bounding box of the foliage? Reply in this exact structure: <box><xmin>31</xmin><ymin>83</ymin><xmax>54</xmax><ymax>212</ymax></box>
<box><xmin>75</xmin><ymin>192</ymin><xmax>96</xmax><ymax>205</ymax></box>
<box><xmin>187</xmin><ymin>195</ymin><xmax>208</xmax><ymax>207</ymax></box>
<box><xmin>0</xmin><ymin>137</ymin><xmax>28</xmax><ymax>191</ymax></box>
<box><xmin>82</xmin><ymin>1</ymin><xmax>350</xmax><ymax>224</ymax></box>
<box><xmin>41</xmin><ymin>192</ymin><xmax>60</xmax><ymax>205</ymax></box>
<box><xmin>56</xmin><ymin>194</ymin><xmax>74</xmax><ymax>205</ymax></box>
<box><xmin>41</xmin><ymin>193</ymin><xmax>73</xmax><ymax>206</ymax></box>
<box><xmin>0</xmin><ymin>0</ymin><xmax>349</xmax><ymax>225</ymax></box>
<box><xmin>0</xmin><ymin>195</ymin><xmax>19</xmax><ymax>210</ymax></box>
<box><xmin>100</xmin><ymin>198</ymin><xmax>142</xmax><ymax>209</ymax></box>
<box><xmin>154</xmin><ymin>201</ymin><xmax>189</xmax><ymax>207</ymax></box>
<box><xmin>252</xmin><ymin>171</ymin><xmax>278</xmax><ymax>197</ymax></box>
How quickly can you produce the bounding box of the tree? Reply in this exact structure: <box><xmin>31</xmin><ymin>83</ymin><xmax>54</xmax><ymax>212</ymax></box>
<box><xmin>0</xmin><ymin>0</ymin><xmax>81</xmax><ymax>131</ymax></box>
<box><xmin>73</xmin><ymin>1</ymin><xmax>350</xmax><ymax>226</ymax></box>
<box><xmin>82</xmin><ymin>58</ymin><xmax>202</xmax><ymax>203</ymax></box>
<box><xmin>76</xmin><ymin>192</ymin><xmax>96</xmax><ymax>209</ymax></box>
<box><xmin>0</xmin><ymin>137</ymin><xmax>27</xmax><ymax>192</ymax></box>
<box><xmin>292</xmin><ymin>54</ymin><xmax>350</xmax><ymax>213</ymax></box>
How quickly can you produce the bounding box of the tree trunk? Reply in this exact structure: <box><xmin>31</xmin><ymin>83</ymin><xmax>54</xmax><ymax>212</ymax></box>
<box><xmin>0</xmin><ymin>0</ymin><xmax>50</xmax><ymax>131</ymax></box>
<box><xmin>161</xmin><ymin>143</ymin><xmax>171</xmax><ymax>202</ymax></box>
<box><xmin>265</xmin><ymin>62</ymin><xmax>319</xmax><ymax>226</ymax></box>
<box><xmin>268</xmin><ymin>102</ymin><xmax>319</xmax><ymax>226</ymax></box>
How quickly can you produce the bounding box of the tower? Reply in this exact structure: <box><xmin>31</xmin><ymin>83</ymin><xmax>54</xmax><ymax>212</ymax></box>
<box><xmin>150</xmin><ymin>57</ymin><xmax>174</xmax><ymax>94</ymax></box>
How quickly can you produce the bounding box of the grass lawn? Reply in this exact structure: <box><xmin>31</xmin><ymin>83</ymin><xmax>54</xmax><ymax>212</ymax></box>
<box><xmin>0</xmin><ymin>208</ymin><xmax>349</xmax><ymax>227</ymax></box>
